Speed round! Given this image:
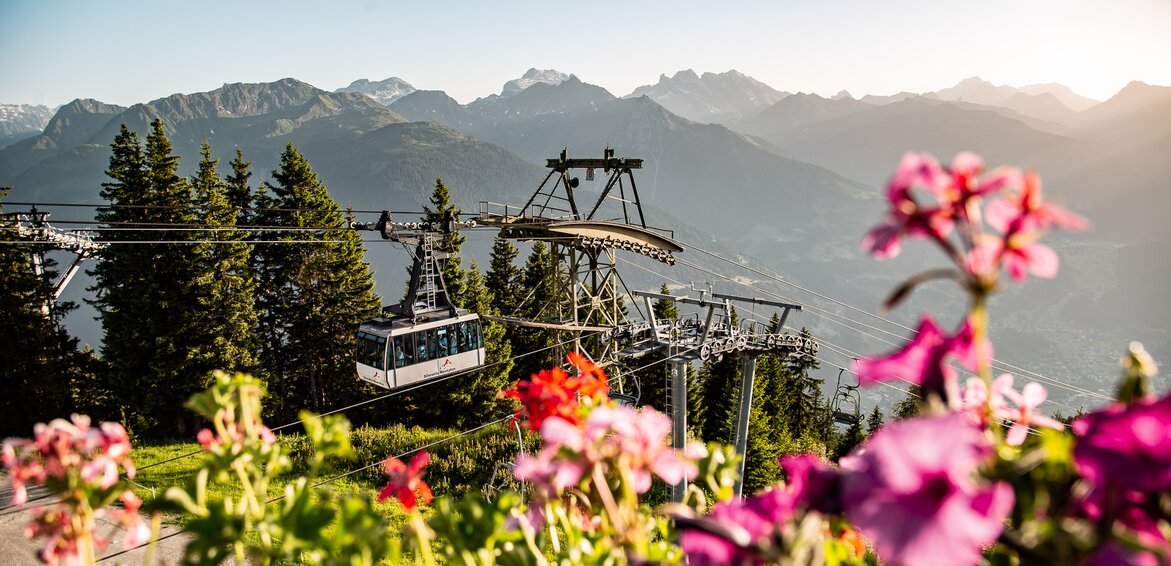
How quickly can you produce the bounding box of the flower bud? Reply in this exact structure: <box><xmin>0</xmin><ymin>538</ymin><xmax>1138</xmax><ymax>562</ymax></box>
<box><xmin>1116</xmin><ymin>341</ymin><xmax>1157</xmax><ymax>404</ymax></box>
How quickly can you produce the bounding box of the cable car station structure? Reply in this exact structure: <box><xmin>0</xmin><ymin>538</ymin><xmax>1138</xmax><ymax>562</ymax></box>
<box><xmin>477</xmin><ymin>148</ymin><xmax>820</xmax><ymax>500</ymax></box>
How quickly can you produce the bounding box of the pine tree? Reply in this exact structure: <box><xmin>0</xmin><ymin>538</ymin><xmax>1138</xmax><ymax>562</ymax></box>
<box><xmin>652</xmin><ymin>284</ymin><xmax>679</xmax><ymax>321</ymax></box>
<box><xmin>778</xmin><ymin>328</ymin><xmax>824</xmax><ymax>442</ymax></box>
<box><xmin>141</xmin><ymin>119</ymin><xmax>202</xmax><ymax>434</ymax></box>
<box><xmin>832</xmin><ymin>416</ymin><xmax>866</xmax><ymax>461</ymax></box>
<box><xmin>485</xmin><ymin>237</ymin><xmax>522</xmax><ymax>316</ymax></box>
<box><xmin>224</xmin><ymin>147</ymin><xmax>253</xmax><ymax>225</ymax></box>
<box><xmin>422</xmin><ymin>177</ymin><xmax>466</xmax><ymax>307</ymax></box>
<box><xmin>89</xmin><ymin>125</ymin><xmax>150</xmax><ymax>427</ymax></box>
<box><xmin>0</xmin><ymin>188</ymin><xmax>94</xmax><ymax>435</ymax></box>
<box><xmin>740</xmin><ymin>346</ymin><xmax>789</xmax><ymax>491</ymax></box>
<box><xmin>185</xmin><ymin>141</ymin><xmax>258</xmax><ymax>384</ymax></box>
<box><xmin>696</xmin><ymin>308</ymin><xmax>742</xmax><ymax>444</ymax></box>
<box><xmin>865</xmin><ymin>404</ymin><xmax>885</xmax><ymax>435</ymax></box>
<box><xmin>253</xmin><ymin>143</ymin><xmax>380</xmax><ymax>420</ymax></box>
<box><xmin>742</xmin><ymin>401</ymin><xmax>787</xmax><ymax>493</ymax></box>
<box><xmin>509</xmin><ymin>241</ymin><xmax>557</xmax><ymax>382</ymax></box>
<box><xmin>91</xmin><ymin>120</ymin><xmax>205</xmax><ymax>435</ymax></box>
<box><xmin>893</xmin><ymin>386</ymin><xmax>922</xmax><ymax>420</ymax></box>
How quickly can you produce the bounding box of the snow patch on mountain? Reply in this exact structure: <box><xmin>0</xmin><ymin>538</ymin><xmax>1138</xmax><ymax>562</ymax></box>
<box><xmin>501</xmin><ymin>68</ymin><xmax>570</xmax><ymax>97</ymax></box>
<box><xmin>335</xmin><ymin>77</ymin><xmax>417</xmax><ymax>106</ymax></box>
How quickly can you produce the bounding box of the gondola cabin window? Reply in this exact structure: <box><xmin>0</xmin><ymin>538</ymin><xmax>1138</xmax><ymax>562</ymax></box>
<box><xmin>355</xmin><ymin>332</ymin><xmax>387</xmax><ymax>370</ymax></box>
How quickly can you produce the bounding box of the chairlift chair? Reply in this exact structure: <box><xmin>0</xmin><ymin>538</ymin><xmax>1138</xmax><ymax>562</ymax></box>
<box><xmin>831</xmin><ymin>367</ymin><xmax>862</xmax><ymax>426</ymax></box>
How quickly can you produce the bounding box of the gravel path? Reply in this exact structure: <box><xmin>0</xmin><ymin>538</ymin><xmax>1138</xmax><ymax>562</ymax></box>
<box><xmin>1</xmin><ymin>473</ymin><xmax>199</xmax><ymax>565</ymax></box>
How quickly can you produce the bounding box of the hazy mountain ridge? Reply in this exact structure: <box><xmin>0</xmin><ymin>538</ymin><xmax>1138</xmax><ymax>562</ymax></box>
<box><xmin>468</xmin><ymin>75</ymin><xmax>614</xmax><ymax>118</ymax></box>
<box><xmin>626</xmin><ymin>69</ymin><xmax>789</xmax><ymax>126</ymax></box>
<box><xmin>737</xmin><ymin>93</ymin><xmax>873</xmax><ymax>138</ymax></box>
<box><xmin>388</xmin><ymin>90</ymin><xmax>478</xmax><ymax>131</ymax></box>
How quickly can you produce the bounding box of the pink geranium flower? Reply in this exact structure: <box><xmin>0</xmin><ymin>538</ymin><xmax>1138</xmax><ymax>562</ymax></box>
<box><xmin>3</xmin><ymin>415</ymin><xmax>142</xmax><ymax>564</ymax></box>
<box><xmin>861</xmin><ymin>153</ymin><xmax>955</xmax><ymax>259</ymax></box>
<box><xmin>995</xmin><ymin>377</ymin><xmax>1064</xmax><ymax>445</ymax></box>
<box><xmin>852</xmin><ymin>315</ymin><xmax>984</xmax><ymax>401</ymax></box>
<box><xmin>378</xmin><ymin>451</ymin><xmax>433</xmax><ymax>510</ymax></box>
<box><xmin>514</xmin><ymin>416</ymin><xmax>592</xmax><ymax>494</ymax></box>
<box><xmin>945</xmin><ymin>152</ymin><xmax>1023</xmax><ymax>210</ymax></box>
<box><xmin>840</xmin><ymin>413</ymin><xmax>1014</xmax><ymax>566</ymax></box>
<box><xmin>1072</xmin><ymin>392</ymin><xmax>1171</xmax><ymax>493</ymax></box>
<box><xmin>982</xmin><ymin>172</ymin><xmax>1086</xmax><ymax>282</ymax></box>
<box><xmin>606</xmin><ymin>406</ymin><xmax>696</xmax><ymax>492</ymax></box>
<box><xmin>516</xmin><ymin>406</ymin><xmax>696</xmax><ymax>496</ymax></box>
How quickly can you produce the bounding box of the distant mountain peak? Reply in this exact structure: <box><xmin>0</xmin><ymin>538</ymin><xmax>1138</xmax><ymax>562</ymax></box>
<box><xmin>957</xmin><ymin>76</ymin><xmax>991</xmax><ymax>86</ymax></box>
<box><xmin>626</xmin><ymin>69</ymin><xmax>787</xmax><ymax>126</ymax></box>
<box><xmin>335</xmin><ymin>76</ymin><xmax>416</xmax><ymax>106</ymax></box>
<box><xmin>501</xmin><ymin>68</ymin><xmax>569</xmax><ymax>97</ymax></box>
<box><xmin>931</xmin><ymin>76</ymin><xmax>1019</xmax><ymax>106</ymax></box>
<box><xmin>832</xmin><ymin>90</ymin><xmax>854</xmax><ymax>100</ymax></box>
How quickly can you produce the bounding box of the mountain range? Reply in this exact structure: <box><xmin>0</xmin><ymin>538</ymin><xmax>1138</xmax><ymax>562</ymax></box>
<box><xmin>0</xmin><ymin>103</ymin><xmax>57</xmax><ymax>149</ymax></box>
<box><xmin>1</xmin><ymin>70</ymin><xmax>1168</xmax><ymax>411</ymax></box>
<box><xmin>627</xmin><ymin>69</ymin><xmax>789</xmax><ymax>126</ymax></box>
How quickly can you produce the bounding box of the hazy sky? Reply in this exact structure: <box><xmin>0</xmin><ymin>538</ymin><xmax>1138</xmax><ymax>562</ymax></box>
<box><xmin>2</xmin><ymin>0</ymin><xmax>1169</xmax><ymax>107</ymax></box>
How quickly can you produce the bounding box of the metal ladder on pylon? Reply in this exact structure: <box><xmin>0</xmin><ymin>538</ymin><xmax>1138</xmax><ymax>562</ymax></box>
<box><xmin>662</xmin><ymin>363</ymin><xmax>673</xmax><ymax>416</ymax></box>
<box><xmin>419</xmin><ymin>233</ymin><xmax>437</xmax><ymax>310</ymax></box>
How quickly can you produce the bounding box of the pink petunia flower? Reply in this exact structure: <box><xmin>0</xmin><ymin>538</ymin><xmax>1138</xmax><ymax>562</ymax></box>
<box><xmin>840</xmin><ymin>412</ymin><xmax>1014</xmax><ymax>566</ymax></box>
<box><xmin>378</xmin><ymin>451</ymin><xmax>433</xmax><ymax>510</ymax></box>
<box><xmin>778</xmin><ymin>454</ymin><xmax>843</xmax><ymax>515</ymax></box>
<box><xmin>679</xmin><ymin>488</ymin><xmax>796</xmax><ymax>566</ymax></box>
<box><xmin>1072</xmin><ymin>392</ymin><xmax>1171</xmax><ymax>493</ymax></box>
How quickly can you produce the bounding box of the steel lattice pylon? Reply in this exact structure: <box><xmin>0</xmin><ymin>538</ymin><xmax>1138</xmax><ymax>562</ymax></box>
<box><xmin>479</xmin><ymin>148</ymin><xmax>682</xmax><ymax>367</ymax></box>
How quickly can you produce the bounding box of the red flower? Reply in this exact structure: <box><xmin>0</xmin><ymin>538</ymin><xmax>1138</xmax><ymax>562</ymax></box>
<box><xmin>378</xmin><ymin>451</ymin><xmax>433</xmax><ymax>511</ymax></box>
<box><xmin>566</xmin><ymin>351</ymin><xmax>610</xmax><ymax>403</ymax></box>
<box><xmin>498</xmin><ymin>354</ymin><xmax>610</xmax><ymax>431</ymax></box>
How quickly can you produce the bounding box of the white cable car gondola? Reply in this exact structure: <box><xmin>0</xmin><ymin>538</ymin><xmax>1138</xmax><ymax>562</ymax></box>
<box><xmin>353</xmin><ymin>211</ymin><xmax>484</xmax><ymax>390</ymax></box>
<box><xmin>356</xmin><ymin>311</ymin><xmax>484</xmax><ymax>390</ymax></box>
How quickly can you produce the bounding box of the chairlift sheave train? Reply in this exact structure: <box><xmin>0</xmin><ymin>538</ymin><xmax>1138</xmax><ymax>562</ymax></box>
<box><xmin>352</xmin><ymin>211</ymin><xmax>485</xmax><ymax>390</ymax></box>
